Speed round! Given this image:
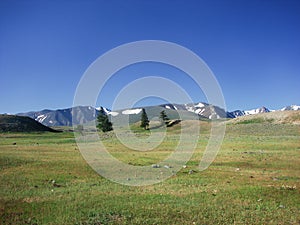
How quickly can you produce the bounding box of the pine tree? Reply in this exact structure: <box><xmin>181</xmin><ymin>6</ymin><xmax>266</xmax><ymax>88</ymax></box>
<box><xmin>97</xmin><ymin>108</ymin><xmax>113</xmax><ymax>132</ymax></box>
<box><xmin>159</xmin><ymin>110</ymin><xmax>169</xmax><ymax>125</ymax></box>
<box><xmin>140</xmin><ymin>108</ymin><xmax>149</xmax><ymax>130</ymax></box>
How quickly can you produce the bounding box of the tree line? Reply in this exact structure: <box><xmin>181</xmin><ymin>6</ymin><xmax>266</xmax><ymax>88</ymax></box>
<box><xmin>96</xmin><ymin>108</ymin><xmax>170</xmax><ymax>132</ymax></box>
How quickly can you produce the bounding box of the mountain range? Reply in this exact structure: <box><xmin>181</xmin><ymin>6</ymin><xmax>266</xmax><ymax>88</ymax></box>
<box><xmin>16</xmin><ymin>103</ymin><xmax>300</xmax><ymax>127</ymax></box>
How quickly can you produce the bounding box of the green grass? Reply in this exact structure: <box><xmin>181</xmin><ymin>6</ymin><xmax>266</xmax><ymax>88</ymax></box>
<box><xmin>0</xmin><ymin>122</ymin><xmax>299</xmax><ymax>224</ymax></box>
<box><xmin>235</xmin><ymin>117</ymin><xmax>275</xmax><ymax>124</ymax></box>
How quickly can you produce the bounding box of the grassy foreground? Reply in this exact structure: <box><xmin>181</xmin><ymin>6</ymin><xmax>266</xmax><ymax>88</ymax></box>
<box><xmin>0</xmin><ymin>122</ymin><xmax>299</xmax><ymax>224</ymax></box>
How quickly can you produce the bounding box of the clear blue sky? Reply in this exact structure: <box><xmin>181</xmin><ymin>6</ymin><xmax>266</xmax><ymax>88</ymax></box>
<box><xmin>1</xmin><ymin>0</ymin><xmax>299</xmax><ymax>114</ymax></box>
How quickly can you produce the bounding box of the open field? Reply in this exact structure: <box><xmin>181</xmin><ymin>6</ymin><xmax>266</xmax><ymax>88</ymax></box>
<box><xmin>0</xmin><ymin>121</ymin><xmax>299</xmax><ymax>224</ymax></box>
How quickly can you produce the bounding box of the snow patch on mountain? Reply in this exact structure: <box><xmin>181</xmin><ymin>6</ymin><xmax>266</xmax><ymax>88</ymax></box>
<box><xmin>195</xmin><ymin>102</ymin><xmax>205</xmax><ymax>108</ymax></box>
<box><xmin>195</xmin><ymin>108</ymin><xmax>205</xmax><ymax>114</ymax></box>
<box><xmin>186</xmin><ymin>106</ymin><xmax>195</xmax><ymax>112</ymax></box>
<box><xmin>108</xmin><ymin>111</ymin><xmax>119</xmax><ymax>116</ymax></box>
<box><xmin>96</xmin><ymin>107</ymin><xmax>111</xmax><ymax>114</ymax></box>
<box><xmin>245</xmin><ymin>107</ymin><xmax>269</xmax><ymax>115</ymax></box>
<box><xmin>244</xmin><ymin>109</ymin><xmax>259</xmax><ymax>115</ymax></box>
<box><xmin>36</xmin><ymin>114</ymin><xmax>47</xmax><ymax>123</ymax></box>
<box><xmin>122</xmin><ymin>109</ymin><xmax>142</xmax><ymax>115</ymax></box>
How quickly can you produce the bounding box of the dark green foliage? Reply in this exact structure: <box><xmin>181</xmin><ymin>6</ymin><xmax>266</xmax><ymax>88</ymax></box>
<box><xmin>140</xmin><ymin>108</ymin><xmax>149</xmax><ymax>130</ymax></box>
<box><xmin>96</xmin><ymin>109</ymin><xmax>113</xmax><ymax>132</ymax></box>
<box><xmin>159</xmin><ymin>110</ymin><xmax>169</xmax><ymax>124</ymax></box>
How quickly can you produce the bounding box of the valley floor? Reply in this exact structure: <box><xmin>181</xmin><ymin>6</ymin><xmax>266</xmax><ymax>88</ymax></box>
<box><xmin>0</xmin><ymin>122</ymin><xmax>299</xmax><ymax>224</ymax></box>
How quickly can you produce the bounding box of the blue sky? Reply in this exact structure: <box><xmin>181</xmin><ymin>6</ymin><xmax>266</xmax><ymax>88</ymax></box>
<box><xmin>0</xmin><ymin>0</ymin><xmax>299</xmax><ymax>114</ymax></box>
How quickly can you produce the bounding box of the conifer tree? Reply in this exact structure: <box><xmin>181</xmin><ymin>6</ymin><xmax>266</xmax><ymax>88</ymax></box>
<box><xmin>97</xmin><ymin>108</ymin><xmax>113</xmax><ymax>132</ymax></box>
<box><xmin>159</xmin><ymin>110</ymin><xmax>169</xmax><ymax>125</ymax></box>
<box><xmin>140</xmin><ymin>108</ymin><xmax>149</xmax><ymax>130</ymax></box>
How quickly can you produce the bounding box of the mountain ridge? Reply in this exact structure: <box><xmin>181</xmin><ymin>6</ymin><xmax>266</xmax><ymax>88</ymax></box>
<box><xmin>16</xmin><ymin>103</ymin><xmax>300</xmax><ymax>126</ymax></box>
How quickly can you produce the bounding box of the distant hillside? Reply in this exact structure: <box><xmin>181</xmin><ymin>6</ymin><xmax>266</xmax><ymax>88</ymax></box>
<box><xmin>0</xmin><ymin>115</ymin><xmax>60</xmax><ymax>132</ymax></box>
<box><xmin>226</xmin><ymin>110</ymin><xmax>300</xmax><ymax>125</ymax></box>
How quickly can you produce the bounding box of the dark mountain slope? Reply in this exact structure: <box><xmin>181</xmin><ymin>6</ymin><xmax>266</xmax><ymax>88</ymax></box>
<box><xmin>0</xmin><ymin>115</ymin><xmax>60</xmax><ymax>132</ymax></box>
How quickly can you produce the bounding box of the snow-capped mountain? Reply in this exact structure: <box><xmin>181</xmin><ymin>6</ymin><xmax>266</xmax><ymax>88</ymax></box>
<box><xmin>16</xmin><ymin>104</ymin><xmax>299</xmax><ymax>126</ymax></box>
<box><xmin>244</xmin><ymin>106</ymin><xmax>270</xmax><ymax>115</ymax></box>
<box><xmin>17</xmin><ymin>106</ymin><xmax>108</xmax><ymax>126</ymax></box>
<box><xmin>281</xmin><ymin>105</ymin><xmax>300</xmax><ymax>111</ymax></box>
<box><xmin>160</xmin><ymin>102</ymin><xmax>228</xmax><ymax>119</ymax></box>
<box><xmin>228</xmin><ymin>106</ymin><xmax>270</xmax><ymax>118</ymax></box>
<box><xmin>230</xmin><ymin>105</ymin><xmax>299</xmax><ymax>118</ymax></box>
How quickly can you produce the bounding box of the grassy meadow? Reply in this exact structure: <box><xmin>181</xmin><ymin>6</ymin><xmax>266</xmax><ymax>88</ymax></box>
<box><xmin>0</xmin><ymin>121</ymin><xmax>299</xmax><ymax>224</ymax></box>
